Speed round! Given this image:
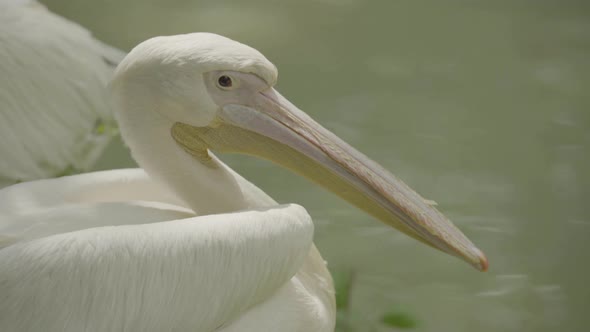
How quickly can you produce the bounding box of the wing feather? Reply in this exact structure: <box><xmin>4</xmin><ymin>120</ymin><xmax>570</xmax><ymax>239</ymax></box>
<box><xmin>0</xmin><ymin>170</ymin><xmax>315</xmax><ymax>331</ymax></box>
<box><xmin>0</xmin><ymin>1</ymin><xmax>126</xmax><ymax>187</ymax></box>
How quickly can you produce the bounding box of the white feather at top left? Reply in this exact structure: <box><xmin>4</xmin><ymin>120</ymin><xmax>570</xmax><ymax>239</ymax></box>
<box><xmin>0</xmin><ymin>0</ymin><xmax>125</xmax><ymax>188</ymax></box>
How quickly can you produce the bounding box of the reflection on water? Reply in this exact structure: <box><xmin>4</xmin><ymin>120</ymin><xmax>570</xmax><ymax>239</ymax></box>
<box><xmin>42</xmin><ymin>0</ymin><xmax>590</xmax><ymax>330</ymax></box>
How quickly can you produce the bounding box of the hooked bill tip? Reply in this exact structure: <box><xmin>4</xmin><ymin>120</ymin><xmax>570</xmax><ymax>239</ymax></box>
<box><xmin>474</xmin><ymin>250</ymin><xmax>489</xmax><ymax>272</ymax></box>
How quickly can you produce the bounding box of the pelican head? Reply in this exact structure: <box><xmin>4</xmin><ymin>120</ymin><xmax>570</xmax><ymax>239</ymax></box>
<box><xmin>111</xmin><ymin>33</ymin><xmax>487</xmax><ymax>271</ymax></box>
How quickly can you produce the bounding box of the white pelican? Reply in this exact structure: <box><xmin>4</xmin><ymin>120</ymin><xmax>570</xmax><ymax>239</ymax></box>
<box><xmin>0</xmin><ymin>33</ymin><xmax>487</xmax><ymax>331</ymax></box>
<box><xmin>0</xmin><ymin>0</ymin><xmax>124</xmax><ymax>188</ymax></box>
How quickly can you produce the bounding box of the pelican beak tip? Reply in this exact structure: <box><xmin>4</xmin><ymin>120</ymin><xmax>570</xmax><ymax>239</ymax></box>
<box><xmin>471</xmin><ymin>249</ymin><xmax>489</xmax><ymax>272</ymax></box>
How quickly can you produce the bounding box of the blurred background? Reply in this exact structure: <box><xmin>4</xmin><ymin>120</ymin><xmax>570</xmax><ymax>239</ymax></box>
<box><xmin>35</xmin><ymin>0</ymin><xmax>590</xmax><ymax>331</ymax></box>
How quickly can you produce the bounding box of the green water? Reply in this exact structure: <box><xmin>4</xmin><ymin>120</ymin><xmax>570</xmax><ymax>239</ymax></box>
<box><xmin>42</xmin><ymin>0</ymin><xmax>590</xmax><ymax>331</ymax></box>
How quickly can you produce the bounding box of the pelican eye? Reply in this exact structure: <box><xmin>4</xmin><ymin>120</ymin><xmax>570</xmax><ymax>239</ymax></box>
<box><xmin>217</xmin><ymin>75</ymin><xmax>233</xmax><ymax>88</ymax></box>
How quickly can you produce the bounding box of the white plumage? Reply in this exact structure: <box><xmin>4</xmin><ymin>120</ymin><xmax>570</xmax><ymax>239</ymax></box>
<box><xmin>0</xmin><ymin>32</ymin><xmax>486</xmax><ymax>331</ymax></box>
<box><xmin>0</xmin><ymin>169</ymin><xmax>334</xmax><ymax>331</ymax></box>
<box><xmin>0</xmin><ymin>0</ymin><xmax>123</xmax><ymax>187</ymax></box>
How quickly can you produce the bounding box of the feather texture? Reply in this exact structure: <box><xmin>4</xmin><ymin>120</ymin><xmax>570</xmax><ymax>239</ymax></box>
<box><xmin>0</xmin><ymin>169</ymin><xmax>334</xmax><ymax>331</ymax></box>
<box><xmin>0</xmin><ymin>1</ymin><xmax>124</xmax><ymax>187</ymax></box>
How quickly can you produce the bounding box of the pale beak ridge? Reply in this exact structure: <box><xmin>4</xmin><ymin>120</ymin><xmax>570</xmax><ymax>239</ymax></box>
<box><xmin>172</xmin><ymin>87</ymin><xmax>488</xmax><ymax>271</ymax></box>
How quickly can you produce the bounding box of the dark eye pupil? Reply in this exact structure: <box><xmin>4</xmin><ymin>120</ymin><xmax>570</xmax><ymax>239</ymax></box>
<box><xmin>218</xmin><ymin>75</ymin><xmax>232</xmax><ymax>88</ymax></box>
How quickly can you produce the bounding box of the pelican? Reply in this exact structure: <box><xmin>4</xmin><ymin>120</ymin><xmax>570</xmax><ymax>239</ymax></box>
<box><xmin>0</xmin><ymin>33</ymin><xmax>487</xmax><ymax>331</ymax></box>
<box><xmin>0</xmin><ymin>0</ymin><xmax>124</xmax><ymax>188</ymax></box>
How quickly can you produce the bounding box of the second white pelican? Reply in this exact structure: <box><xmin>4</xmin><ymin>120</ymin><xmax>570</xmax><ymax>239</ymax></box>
<box><xmin>0</xmin><ymin>33</ymin><xmax>487</xmax><ymax>331</ymax></box>
<box><xmin>0</xmin><ymin>0</ymin><xmax>124</xmax><ymax>188</ymax></box>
